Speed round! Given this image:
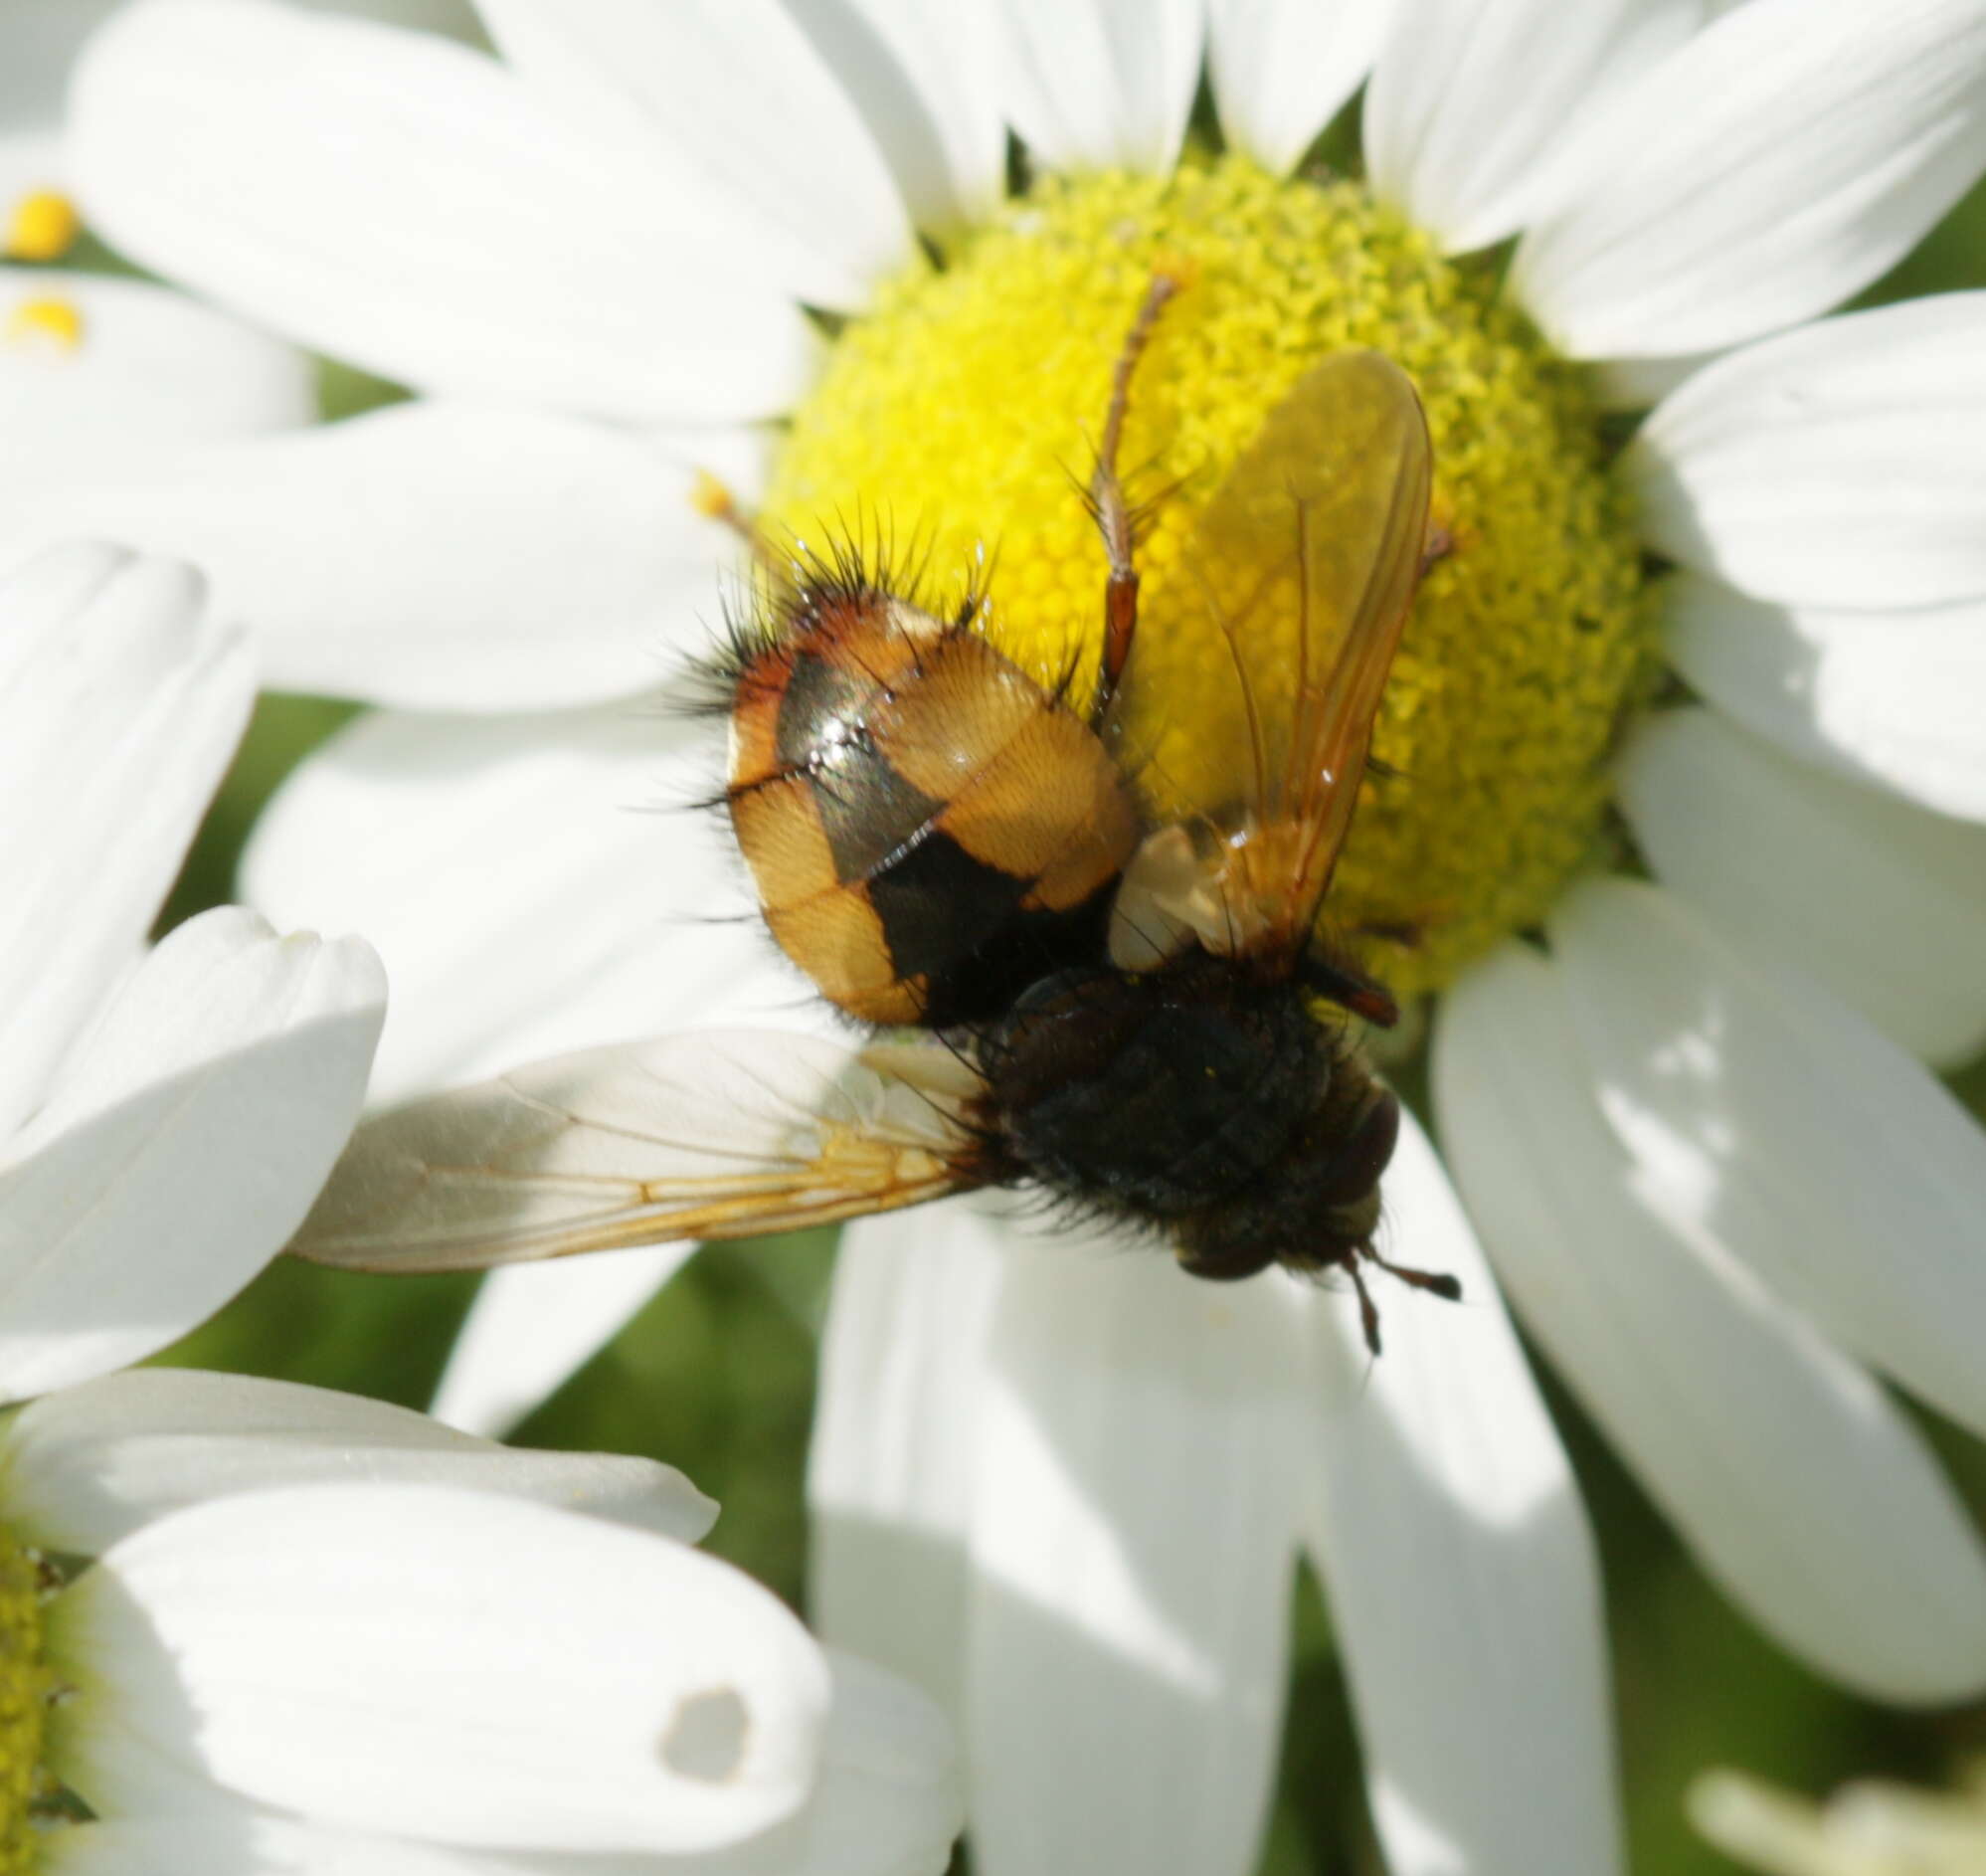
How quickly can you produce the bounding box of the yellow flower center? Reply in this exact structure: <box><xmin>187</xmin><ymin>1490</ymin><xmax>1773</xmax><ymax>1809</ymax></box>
<box><xmin>0</xmin><ymin>1525</ymin><xmax>49</xmax><ymax>1873</ymax></box>
<box><xmin>762</xmin><ymin>158</ymin><xmax>1650</xmax><ymax>998</ymax></box>
<box><xmin>2</xmin><ymin>192</ymin><xmax>82</xmax><ymax>266</ymax></box>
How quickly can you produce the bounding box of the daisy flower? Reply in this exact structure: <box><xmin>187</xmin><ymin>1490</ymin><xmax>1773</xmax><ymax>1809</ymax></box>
<box><xmin>52</xmin><ymin>1</ymin><xmax>1986</xmax><ymax>1872</ymax></box>
<box><xmin>0</xmin><ymin>536</ymin><xmax>961</xmax><ymax>1873</ymax></box>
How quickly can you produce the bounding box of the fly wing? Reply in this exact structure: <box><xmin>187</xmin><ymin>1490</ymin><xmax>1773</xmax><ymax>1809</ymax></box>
<box><xmin>1105</xmin><ymin>351</ymin><xmax>1432</xmax><ymax>966</ymax></box>
<box><xmin>289</xmin><ymin>1031</ymin><xmax>986</xmax><ymax>1273</ymax></box>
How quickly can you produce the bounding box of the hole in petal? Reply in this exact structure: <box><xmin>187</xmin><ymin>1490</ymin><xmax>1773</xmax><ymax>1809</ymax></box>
<box><xmin>659</xmin><ymin>1686</ymin><xmax>750</xmax><ymax>1782</ymax></box>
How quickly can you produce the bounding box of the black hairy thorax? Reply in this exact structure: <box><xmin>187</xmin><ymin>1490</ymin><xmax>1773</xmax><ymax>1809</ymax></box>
<box><xmin>970</xmin><ymin>952</ymin><xmax>1397</xmax><ymax>1280</ymax></box>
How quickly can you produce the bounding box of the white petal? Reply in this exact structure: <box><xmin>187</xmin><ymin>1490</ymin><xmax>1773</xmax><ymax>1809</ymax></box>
<box><xmin>1664</xmin><ymin>573</ymin><xmax>1986</xmax><ymax>824</ymax></box>
<box><xmin>128</xmin><ymin>1652</ymin><xmax>961</xmax><ymax>1876</ymax></box>
<box><xmin>656</xmin><ymin>1651</ymin><xmax>964</xmax><ymax>1876</ymax></box>
<box><xmin>1514</xmin><ymin>0</ymin><xmax>1986</xmax><ymax>361</ymax></box>
<box><xmin>0</xmin><ymin>909</ymin><xmax>385</xmax><ymax>1403</ymax></box>
<box><xmin>993</xmin><ymin>0</ymin><xmax>1203</xmax><ymax>174</ymax></box>
<box><xmin>1207</xmin><ymin>0</ymin><xmax>1392</xmax><ymax>174</ymax></box>
<box><xmin>0</xmin><ymin>543</ymin><xmax>251</xmax><ymax>1137</ymax></box>
<box><xmin>475</xmin><ymin>0</ymin><xmax>915</xmax><ymax>307</ymax></box>
<box><xmin>49</xmin><ymin>1656</ymin><xmax>961</xmax><ymax>1876</ymax></box>
<box><xmin>428</xmin><ymin>1243</ymin><xmax>697</xmax><ymax>1435</ymax></box>
<box><xmin>53</xmin><ymin>1484</ymin><xmax>832</xmax><ymax>1852</ymax></box>
<box><xmin>966</xmin><ymin>1236</ymin><xmax>1303</xmax><ymax>1876</ymax></box>
<box><xmin>1620</xmin><ymin>707</ymin><xmax>1986</xmax><ymax>1065</ymax></box>
<box><xmin>6</xmin><ymin>0</ymin><xmax>480</xmax><ymax>214</ymax></box>
<box><xmin>1302</xmin><ymin>1107</ymin><xmax>1623</xmax><ymax>1876</ymax></box>
<box><xmin>1437</xmin><ymin>942</ymin><xmax>1986</xmax><ymax>1702</ymax></box>
<box><xmin>46</xmin><ymin>1816</ymin><xmax>519</xmax><ymax>1876</ymax></box>
<box><xmin>1592</xmin><ymin>346</ymin><xmax>1718</xmax><ymax>413</ymax></box>
<box><xmin>0</xmin><ymin>269</ymin><xmax>312</xmax><ymax>493</ymax></box>
<box><xmin>72</xmin><ymin>1</ymin><xmax>815</xmax><ymax>425</ymax></box>
<box><xmin>1365</xmin><ymin>0</ymin><xmax>1702</xmax><ymax>255</ymax></box>
<box><xmin>1</xmin><ymin>1367</ymin><xmax>715</xmax><ymax>1557</ymax></box>
<box><xmin>808</xmin><ymin>1198</ymin><xmax>1007</xmax><ymax>1727</ymax></box>
<box><xmin>240</xmin><ymin>705</ymin><xmax>788</xmax><ymax>1104</ymax></box>
<box><xmin>1628</xmin><ymin>294</ymin><xmax>1986</xmax><ymax>609</ymax></box>
<box><xmin>783</xmin><ymin>0</ymin><xmax>1007</xmax><ymax>236</ymax></box>
<box><xmin>3</xmin><ymin>401</ymin><xmax>757</xmax><ymax>711</ymax></box>
<box><xmin>1547</xmin><ymin>878</ymin><xmax>1986</xmax><ymax>1449</ymax></box>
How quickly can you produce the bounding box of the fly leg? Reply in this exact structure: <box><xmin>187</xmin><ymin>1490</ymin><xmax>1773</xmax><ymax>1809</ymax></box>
<box><xmin>1088</xmin><ymin>269</ymin><xmax>1184</xmax><ymax>728</ymax></box>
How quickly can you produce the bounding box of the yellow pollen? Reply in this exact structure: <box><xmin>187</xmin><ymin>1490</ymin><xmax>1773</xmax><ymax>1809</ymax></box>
<box><xmin>0</xmin><ymin>1523</ymin><xmax>50</xmax><ymax>1873</ymax></box>
<box><xmin>689</xmin><ymin>469</ymin><xmax>740</xmax><ymax>521</ymax></box>
<box><xmin>2</xmin><ymin>192</ymin><xmax>82</xmax><ymax>265</ymax></box>
<box><xmin>763</xmin><ymin>158</ymin><xmax>1652</xmax><ymax>998</ymax></box>
<box><xmin>3</xmin><ymin>298</ymin><xmax>84</xmax><ymax>353</ymax></box>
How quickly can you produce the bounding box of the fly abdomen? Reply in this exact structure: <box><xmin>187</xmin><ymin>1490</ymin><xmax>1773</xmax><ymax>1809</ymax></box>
<box><xmin>727</xmin><ymin>586</ymin><xmax>1139</xmax><ymax>1026</ymax></box>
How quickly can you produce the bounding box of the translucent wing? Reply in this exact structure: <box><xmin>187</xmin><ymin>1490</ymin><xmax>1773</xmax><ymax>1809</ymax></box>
<box><xmin>289</xmin><ymin>1031</ymin><xmax>985</xmax><ymax>1273</ymax></box>
<box><xmin>1105</xmin><ymin>351</ymin><xmax>1432</xmax><ymax>967</ymax></box>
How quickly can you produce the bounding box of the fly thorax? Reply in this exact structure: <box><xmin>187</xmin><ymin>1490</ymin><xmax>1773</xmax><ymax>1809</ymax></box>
<box><xmin>978</xmin><ymin>961</ymin><xmax>1329</xmax><ymax>1218</ymax></box>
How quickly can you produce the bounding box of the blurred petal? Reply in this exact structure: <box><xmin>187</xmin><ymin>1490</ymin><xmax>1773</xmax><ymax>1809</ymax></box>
<box><xmin>46</xmin><ymin>1816</ymin><xmax>515</xmax><ymax>1876</ymax></box>
<box><xmin>331</xmin><ymin>0</ymin><xmax>485</xmax><ymax>30</ymax></box>
<box><xmin>993</xmin><ymin>0</ymin><xmax>1202</xmax><ymax>174</ymax></box>
<box><xmin>809</xmin><ymin>1199</ymin><xmax>1007</xmax><ymax>1726</ymax></box>
<box><xmin>428</xmin><ymin>1243</ymin><xmax>698</xmax><ymax>1435</ymax></box>
<box><xmin>1664</xmin><ymin>574</ymin><xmax>1986</xmax><ymax>824</ymax></box>
<box><xmin>476</xmin><ymin>0</ymin><xmax>915</xmax><ymax>307</ymax></box>
<box><xmin>1515</xmin><ymin>0</ymin><xmax>1986</xmax><ymax>361</ymax></box>
<box><xmin>1207</xmin><ymin>0</ymin><xmax>1392</xmax><ymax>174</ymax></box>
<box><xmin>73</xmin><ymin>1</ymin><xmax>814</xmax><ymax>425</ymax></box>
<box><xmin>783</xmin><ymin>0</ymin><xmax>1006</xmax><ymax>236</ymax></box>
<box><xmin>241</xmin><ymin>704</ymin><xmax>797</xmax><ymax>1103</ymax></box>
<box><xmin>0</xmin><ymin>544</ymin><xmax>251</xmax><ymax>1137</ymax></box>
<box><xmin>1620</xmin><ymin>707</ymin><xmax>1986</xmax><ymax>1064</ymax></box>
<box><xmin>3</xmin><ymin>0</ymin><xmax>486</xmax><ymax>184</ymax></box>
<box><xmin>2</xmin><ymin>1368</ymin><xmax>715</xmax><ymax>1556</ymax></box>
<box><xmin>1366</xmin><ymin>0</ymin><xmax>1701</xmax><ymax>254</ymax></box>
<box><xmin>0</xmin><ymin>909</ymin><xmax>385</xmax><ymax>1403</ymax></box>
<box><xmin>1439</xmin><ymin>937</ymin><xmax>1986</xmax><ymax>1702</ymax></box>
<box><xmin>0</xmin><ymin>269</ymin><xmax>311</xmax><ymax>493</ymax></box>
<box><xmin>4</xmin><ymin>401</ymin><xmax>757</xmax><ymax>711</ymax></box>
<box><xmin>54</xmin><ymin>1485</ymin><xmax>832</xmax><ymax>1852</ymax></box>
<box><xmin>1549</xmin><ymin>878</ymin><xmax>1986</xmax><ymax>1448</ymax></box>
<box><xmin>967</xmin><ymin>1237</ymin><xmax>1302</xmax><ymax>1876</ymax></box>
<box><xmin>1629</xmin><ymin>294</ymin><xmax>1986</xmax><ymax>610</ymax></box>
<box><xmin>1303</xmin><ymin>1108</ymin><xmax>1622</xmax><ymax>1876</ymax></box>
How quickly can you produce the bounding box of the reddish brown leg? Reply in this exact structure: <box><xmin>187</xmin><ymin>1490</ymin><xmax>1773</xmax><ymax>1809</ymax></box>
<box><xmin>1367</xmin><ymin>1249</ymin><xmax>1464</xmax><ymax>1305</ymax></box>
<box><xmin>1341</xmin><ymin>1245</ymin><xmax>1464</xmax><ymax>1358</ymax></box>
<box><xmin>1343</xmin><ymin>1254</ymin><xmax>1383</xmax><ymax>1358</ymax></box>
<box><xmin>1088</xmin><ymin>272</ymin><xmax>1182</xmax><ymax>729</ymax></box>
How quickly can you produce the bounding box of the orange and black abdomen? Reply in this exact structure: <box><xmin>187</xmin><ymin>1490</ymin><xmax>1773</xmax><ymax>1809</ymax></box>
<box><xmin>727</xmin><ymin>589</ymin><xmax>1140</xmax><ymax>1026</ymax></box>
